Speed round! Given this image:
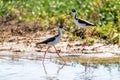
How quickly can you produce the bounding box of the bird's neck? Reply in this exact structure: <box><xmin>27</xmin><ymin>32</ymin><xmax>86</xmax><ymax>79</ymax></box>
<box><xmin>58</xmin><ymin>29</ymin><xmax>62</xmax><ymax>36</ymax></box>
<box><xmin>73</xmin><ymin>13</ymin><xmax>77</xmax><ymax>20</ymax></box>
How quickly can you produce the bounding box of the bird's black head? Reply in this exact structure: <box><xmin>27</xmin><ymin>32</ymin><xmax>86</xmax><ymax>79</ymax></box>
<box><xmin>59</xmin><ymin>25</ymin><xmax>63</xmax><ymax>29</ymax></box>
<box><xmin>71</xmin><ymin>9</ymin><xmax>76</xmax><ymax>13</ymax></box>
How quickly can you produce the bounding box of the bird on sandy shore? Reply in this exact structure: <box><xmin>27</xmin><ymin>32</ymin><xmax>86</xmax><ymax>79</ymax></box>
<box><xmin>36</xmin><ymin>25</ymin><xmax>66</xmax><ymax>65</ymax></box>
<box><xmin>71</xmin><ymin>9</ymin><xmax>96</xmax><ymax>46</ymax></box>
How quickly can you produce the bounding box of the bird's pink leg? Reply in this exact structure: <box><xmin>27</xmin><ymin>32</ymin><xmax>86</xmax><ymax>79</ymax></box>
<box><xmin>42</xmin><ymin>46</ymin><xmax>51</xmax><ymax>75</ymax></box>
<box><xmin>53</xmin><ymin>46</ymin><xmax>66</xmax><ymax>65</ymax></box>
<box><xmin>42</xmin><ymin>46</ymin><xmax>51</xmax><ymax>64</ymax></box>
<box><xmin>81</xmin><ymin>39</ymin><xmax>87</xmax><ymax>52</ymax></box>
<box><xmin>83</xmin><ymin>40</ymin><xmax>87</xmax><ymax>46</ymax></box>
<box><xmin>89</xmin><ymin>28</ymin><xmax>93</xmax><ymax>38</ymax></box>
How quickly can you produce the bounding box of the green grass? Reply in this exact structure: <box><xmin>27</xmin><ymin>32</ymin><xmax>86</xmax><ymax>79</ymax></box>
<box><xmin>0</xmin><ymin>0</ymin><xmax>120</xmax><ymax>45</ymax></box>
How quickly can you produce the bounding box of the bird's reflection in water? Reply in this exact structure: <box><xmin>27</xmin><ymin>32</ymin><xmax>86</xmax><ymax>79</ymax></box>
<box><xmin>42</xmin><ymin>60</ymin><xmax>65</xmax><ymax>80</ymax></box>
<box><xmin>42</xmin><ymin>57</ymin><xmax>92</xmax><ymax>80</ymax></box>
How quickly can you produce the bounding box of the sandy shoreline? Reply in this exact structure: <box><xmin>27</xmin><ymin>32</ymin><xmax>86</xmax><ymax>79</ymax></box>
<box><xmin>0</xmin><ymin>35</ymin><xmax>120</xmax><ymax>60</ymax></box>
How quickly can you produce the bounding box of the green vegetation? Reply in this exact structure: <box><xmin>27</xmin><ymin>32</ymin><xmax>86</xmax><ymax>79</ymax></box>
<box><xmin>0</xmin><ymin>0</ymin><xmax>120</xmax><ymax>45</ymax></box>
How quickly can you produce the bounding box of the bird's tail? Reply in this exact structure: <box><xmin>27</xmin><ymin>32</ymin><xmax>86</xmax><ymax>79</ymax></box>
<box><xmin>90</xmin><ymin>23</ymin><xmax>96</xmax><ymax>26</ymax></box>
<box><xmin>92</xmin><ymin>24</ymin><xmax>96</xmax><ymax>26</ymax></box>
<box><xmin>36</xmin><ymin>42</ymin><xmax>43</xmax><ymax>45</ymax></box>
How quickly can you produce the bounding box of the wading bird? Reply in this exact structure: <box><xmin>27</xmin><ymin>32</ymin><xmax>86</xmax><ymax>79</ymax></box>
<box><xmin>71</xmin><ymin>9</ymin><xmax>96</xmax><ymax>46</ymax></box>
<box><xmin>36</xmin><ymin>25</ymin><xmax>66</xmax><ymax>65</ymax></box>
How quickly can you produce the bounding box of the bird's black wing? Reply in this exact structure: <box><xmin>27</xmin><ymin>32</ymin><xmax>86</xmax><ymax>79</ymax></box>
<box><xmin>77</xmin><ymin>19</ymin><xmax>95</xmax><ymax>26</ymax></box>
<box><xmin>36</xmin><ymin>35</ymin><xmax>58</xmax><ymax>44</ymax></box>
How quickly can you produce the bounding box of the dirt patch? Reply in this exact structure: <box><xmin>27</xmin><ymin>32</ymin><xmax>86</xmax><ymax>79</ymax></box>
<box><xmin>0</xmin><ymin>20</ymin><xmax>41</xmax><ymax>36</ymax></box>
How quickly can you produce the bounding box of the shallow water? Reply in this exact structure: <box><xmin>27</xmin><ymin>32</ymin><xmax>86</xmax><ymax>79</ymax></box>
<box><xmin>0</xmin><ymin>59</ymin><xmax>120</xmax><ymax>80</ymax></box>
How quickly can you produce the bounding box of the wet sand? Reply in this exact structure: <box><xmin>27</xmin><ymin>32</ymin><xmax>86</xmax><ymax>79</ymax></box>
<box><xmin>0</xmin><ymin>35</ymin><xmax>120</xmax><ymax>63</ymax></box>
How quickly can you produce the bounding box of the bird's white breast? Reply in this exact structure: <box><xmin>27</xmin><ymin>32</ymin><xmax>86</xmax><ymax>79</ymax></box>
<box><xmin>74</xmin><ymin>19</ymin><xmax>87</xmax><ymax>28</ymax></box>
<box><xmin>48</xmin><ymin>35</ymin><xmax>61</xmax><ymax>46</ymax></box>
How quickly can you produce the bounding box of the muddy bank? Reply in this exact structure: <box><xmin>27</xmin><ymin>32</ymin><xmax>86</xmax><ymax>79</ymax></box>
<box><xmin>0</xmin><ymin>39</ymin><xmax>120</xmax><ymax>64</ymax></box>
<box><xmin>0</xmin><ymin>19</ymin><xmax>120</xmax><ymax>62</ymax></box>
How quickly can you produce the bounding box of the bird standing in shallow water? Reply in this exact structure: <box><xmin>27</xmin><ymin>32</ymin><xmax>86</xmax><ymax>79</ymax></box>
<box><xmin>36</xmin><ymin>25</ymin><xmax>66</xmax><ymax>65</ymax></box>
<box><xmin>71</xmin><ymin>9</ymin><xmax>96</xmax><ymax>46</ymax></box>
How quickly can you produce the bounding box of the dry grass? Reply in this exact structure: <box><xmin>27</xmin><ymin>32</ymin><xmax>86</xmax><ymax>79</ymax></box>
<box><xmin>61</xmin><ymin>56</ymin><xmax>120</xmax><ymax>65</ymax></box>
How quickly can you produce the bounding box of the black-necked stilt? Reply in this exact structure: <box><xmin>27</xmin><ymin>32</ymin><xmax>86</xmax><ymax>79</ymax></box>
<box><xmin>71</xmin><ymin>9</ymin><xmax>96</xmax><ymax>28</ymax></box>
<box><xmin>71</xmin><ymin>9</ymin><xmax>96</xmax><ymax>46</ymax></box>
<box><xmin>36</xmin><ymin>25</ymin><xmax>66</xmax><ymax>65</ymax></box>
